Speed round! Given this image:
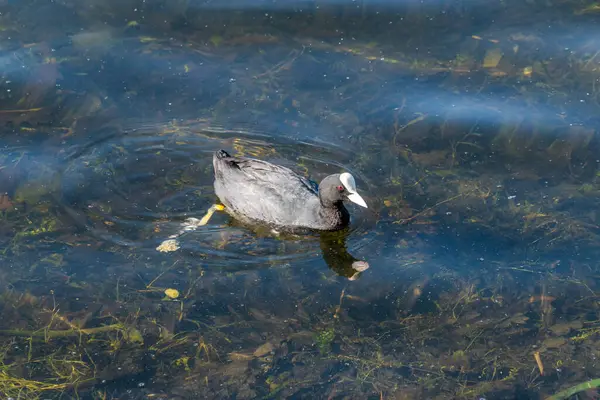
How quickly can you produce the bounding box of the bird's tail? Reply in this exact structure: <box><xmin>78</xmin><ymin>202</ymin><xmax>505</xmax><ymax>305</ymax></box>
<box><xmin>215</xmin><ymin>149</ymin><xmax>231</xmax><ymax>160</ymax></box>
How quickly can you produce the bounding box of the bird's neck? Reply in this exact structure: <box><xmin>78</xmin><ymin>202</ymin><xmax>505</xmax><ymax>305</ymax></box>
<box><xmin>317</xmin><ymin>201</ymin><xmax>350</xmax><ymax>228</ymax></box>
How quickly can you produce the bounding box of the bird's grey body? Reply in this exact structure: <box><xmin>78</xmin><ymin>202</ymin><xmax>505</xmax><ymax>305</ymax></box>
<box><xmin>212</xmin><ymin>149</ymin><xmax>367</xmax><ymax>231</ymax></box>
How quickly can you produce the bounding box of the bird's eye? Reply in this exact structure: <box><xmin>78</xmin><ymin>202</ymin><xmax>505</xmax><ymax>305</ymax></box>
<box><xmin>337</xmin><ymin>185</ymin><xmax>344</xmax><ymax>192</ymax></box>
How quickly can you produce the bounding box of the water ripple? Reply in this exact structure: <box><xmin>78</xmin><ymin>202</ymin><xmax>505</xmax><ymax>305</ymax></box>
<box><xmin>58</xmin><ymin>119</ymin><xmax>375</xmax><ymax>270</ymax></box>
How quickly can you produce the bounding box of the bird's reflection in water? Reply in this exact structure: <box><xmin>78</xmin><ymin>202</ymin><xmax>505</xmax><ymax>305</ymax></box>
<box><xmin>152</xmin><ymin>209</ymin><xmax>369</xmax><ymax>280</ymax></box>
<box><xmin>223</xmin><ymin>219</ymin><xmax>370</xmax><ymax>280</ymax></box>
<box><xmin>319</xmin><ymin>228</ymin><xmax>369</xmax><ymax>280</ymax></box>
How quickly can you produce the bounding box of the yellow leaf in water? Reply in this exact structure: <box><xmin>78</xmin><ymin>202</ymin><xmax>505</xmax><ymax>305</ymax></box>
<box><xmin>483</xmin><ymin>48</ymin><xmax>503</xmax><ymax>68</ymax></box>
<box><xmin>184</xmin><ymin>64</ymin><xmax>190</xmax><ymax>73</ymax></box>
<box><xmin>210</xmin><ymin>35</ymin><xmax>223</xmax><ymax>47</ymax></box>
<box><xmin>383</xmin><ymin>200</ymin><xmax>392</xmax><ymax>207</ymax></box>
<box><xmin>164</xmin><ymin>288</ymin><xmax>180</xmax><ymax>299</ymax></box>
<box><xmin>523</xmin><ymin>66</ymin><xmax>533</xmax><ymax>77</ymax></box>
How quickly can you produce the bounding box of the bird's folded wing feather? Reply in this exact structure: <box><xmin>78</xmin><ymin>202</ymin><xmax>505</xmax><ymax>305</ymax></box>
<box><xmin>234</xmin><ymin>159</ymin><xmax>318</xmax><ymax>195</ymax></box>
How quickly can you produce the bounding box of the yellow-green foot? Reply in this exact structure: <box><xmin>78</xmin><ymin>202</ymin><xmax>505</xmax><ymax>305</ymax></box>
<box><xmin>155</xmin><ymin>204</ymin><xmax>225</xmax><ymax>253</ymax></box>
<box><xmin>195</xmin><ymin>204</ymin><xmax>225</xmax><ymax>226</ymax></box>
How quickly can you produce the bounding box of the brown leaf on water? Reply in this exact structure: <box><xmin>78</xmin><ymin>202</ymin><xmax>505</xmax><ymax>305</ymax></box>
<box><xmin>345</xmin><ymin>295</ymin><xmax>369</xmax><ymax>303</ymax></box>
<box><xmin>253</xmin><ymin>342</ymin><xmax>275</xmax><ymax>357</ymax></box>
<box><xmin>533</xmin><ymin>351</ymin><xmax>544</xmax><ymax>376</ymax></box>
<box><xmin>229</xmin><ymin>352</ymin><xmax>254</xmax><ymax>361</ymax></box>
<box><xmin>528</xmin><ymin>295</ymin><xmax>555</xmax><ymax>303</ymax></box>
<box><xmin>0</xmin><ymin>194</ymin><xmax>13</xmax><ymax>210</ymax></box>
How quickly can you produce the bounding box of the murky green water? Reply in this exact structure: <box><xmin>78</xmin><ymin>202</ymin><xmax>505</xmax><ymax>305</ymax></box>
<box><xmin>2</xmin><ymin>0</ymin><xmax>600</xmax><ymax>398</ymax></box>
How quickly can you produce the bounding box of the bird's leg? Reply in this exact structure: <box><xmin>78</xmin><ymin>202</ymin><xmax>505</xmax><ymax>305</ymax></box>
<box><xmin>156</xmin><ymin>204</ymin><xmax>226</xmax><ymax>253</ymax></box>
<box><xmin>190</xmin><ymin>204</ymin><xmax>226</xmax><ymax>226</ymax></box>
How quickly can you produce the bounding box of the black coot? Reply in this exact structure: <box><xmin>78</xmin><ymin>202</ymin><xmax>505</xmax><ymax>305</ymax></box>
<box><xmin>213</xmin><ymin>149</ymin><xmax>368</xmax><ymax>231</ymax></box>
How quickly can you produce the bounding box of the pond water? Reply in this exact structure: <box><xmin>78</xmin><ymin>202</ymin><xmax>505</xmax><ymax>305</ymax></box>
<box><xmin>2</xmin><ymin>0</ymin><xmax>600</xmax><ymax>398</ymax></box>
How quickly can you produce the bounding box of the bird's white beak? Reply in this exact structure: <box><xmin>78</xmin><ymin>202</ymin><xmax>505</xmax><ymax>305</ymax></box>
<box><xmin>339</xmin><ymin>172</ymin><xmax>368</xmax><ymax>208</ymax></box>
<box><xmin>347</xmin><ymin>192</ymin><xmax>368</xmax><ymax>208</ymax></box>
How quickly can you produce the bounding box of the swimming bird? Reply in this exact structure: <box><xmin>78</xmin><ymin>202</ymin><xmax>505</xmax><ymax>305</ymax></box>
<box><xmin>213</xmin><ymin>149</ymin><xmax>367</xmax><ymax>230</ymax></box>
<box><xmin>156</xmin><ymin>149</ymin><xmax>368</xmax><ymax>252</ymax></box>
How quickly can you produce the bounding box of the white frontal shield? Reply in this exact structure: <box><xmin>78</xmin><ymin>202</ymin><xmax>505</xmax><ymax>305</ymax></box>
<box><xmin>340</xmin><ymin>172</ymin><xmax>368</xmax><ymax>208</ymax></box>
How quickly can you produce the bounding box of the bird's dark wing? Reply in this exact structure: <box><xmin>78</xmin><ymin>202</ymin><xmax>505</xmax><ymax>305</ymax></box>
<box><xmin>213</xmin><ymin>154</ymin><xmax>319</xmax><ymax>226</ymax></box>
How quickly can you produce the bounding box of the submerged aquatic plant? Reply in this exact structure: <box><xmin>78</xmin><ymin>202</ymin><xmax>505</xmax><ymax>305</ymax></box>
<box><xmin>315</xmin><ymin>328</ymin><xmax>335</xmax><ymax>355</ymax></box>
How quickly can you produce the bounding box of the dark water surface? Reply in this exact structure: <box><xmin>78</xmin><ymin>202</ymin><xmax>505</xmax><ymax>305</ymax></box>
<box><xmin>2</xmin><ymin>0</ymin><xmax>600</xmax><ymax>398</ymax></box>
